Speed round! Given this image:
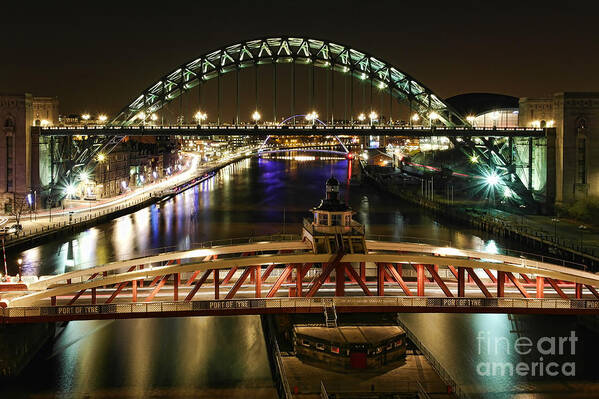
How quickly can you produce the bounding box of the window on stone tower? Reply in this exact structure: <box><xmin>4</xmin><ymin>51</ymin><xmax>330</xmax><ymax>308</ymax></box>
<box><xmin>576</xmin><ymin>137</ymin><xmax>586</xmax><ymax>185</ymax></box>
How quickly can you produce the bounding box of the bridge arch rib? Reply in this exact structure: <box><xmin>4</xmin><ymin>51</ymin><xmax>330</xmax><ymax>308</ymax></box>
<box><xmin>110</xmin><ymin>37</ymin><xmax>468</xmax><ymax>127</ymax></box>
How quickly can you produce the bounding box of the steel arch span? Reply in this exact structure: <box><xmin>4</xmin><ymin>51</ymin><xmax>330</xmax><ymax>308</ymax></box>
<box><xmin>110</xmin><ymin>37</ymin><xmax>468</xmax><ymax>127</ymax></box>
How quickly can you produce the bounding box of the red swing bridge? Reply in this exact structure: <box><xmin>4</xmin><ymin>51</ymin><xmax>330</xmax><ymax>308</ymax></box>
<box><xmin>2</xmin><ymin>178</ymin><xmax>599</xmax><ymax>324</ymax></box>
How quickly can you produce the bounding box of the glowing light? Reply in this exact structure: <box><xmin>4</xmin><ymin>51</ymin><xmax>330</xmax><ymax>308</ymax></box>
<box><xmin>470</xmin><ymin>155</ymin><xmax>478</xmax><ymax>163</ymax></box>
<box><xmin>121</xmin><ymin>181</ymin><xmax>128</xmax><ymax>189</ymax></box>
<box><xmin>429</xmin><ymin>112</ymin><xmax>439</xmax><ymax>120</ymax></box>
<box><xmin>252</xmin><ymin>110</ymin><xmax>261</xmax><ymax>122</ymax></box>
<box><xmin>531</xmin><ymin>120</ymin><xmax>541</xmax><ymax>128</ymax></box>
<box><xmin>485</xmin><ymin>173</ymin><xmax>500</xmax><ymax>186</ymax></box>
<box><xmin>360</xmin><ymin>73</ymin><xmax>367</xmax><ymax>80</ymax></box>
<box><xmin>547</xmin><ymin>120</ymin><xmax>555</xmax><ymax>127</ymax></box>
<box><xmin>411</xmin><ymin>113</ymin><xmax>420</xmax><ymax>122</ymax></box>
<box><xmin>40</xmin><ymin>119</ymin><xmax>50</xmax><ymax>126</ymax></box>
<box><xmin>98</xmin><ymin>114</ymin><xmax>108</xmax><ymax>123</ymax></box>
<box><xmin>436</xmin><ymin>247</ymin><xmax>465</xmax><ymax>257</ymax></box>
<box><xmin>65</xmin><ymin>184</ymin><xmax>76</xmax><ymax>197</ymax></box>
<box><xmin>137</xmin><ymin>112</ymin><xmax>146</xmax><ymax>121</ymax></box>
<box><xmin>79</xmin><ymin>171</ymin><xmax>89</xmax><ymax>183</ymax></box>
<box><xmin>305</xmin><ymin>111</ymin><xmax>319</xmax><ymax>122</ymax></box>
<box><xmin>97</xmin><ymin>153</ymin><xmax>106</xmax><ymax>162</ymax></box>
<box><xmin>503</xmin><ymin>187</ymin><xmax>512</xmax><ymax>198</ymax></box>
<box><xmin>194</xmin><ymin>111</ymin><xmax>207</xmax><ymax>123</ymax></box>
<box><xmin>151</xmin><ymin>113</ymin><xmax>159</xmax><ymax>121</ymax></box>
<box><xmin>484</xmin><ymin>240</ymin><xmax>499</xmax><ymax>255</ymax></box>
<box><xmin>81</xmin><ymin>114</ymin><xmax>90</xmax><ymax>120</ymax></box>
<box><xmin>466</xmin><ymin>115</ymin><xmax>475</xmax><ymax>123</ymax></box>
<box><xmin>357</xmin><ymin>113</ymin><xmax>366</xmax><ymax>122</ymax></box>
<box><xmin>491</xmin><ymin>111</ymin><xmax>500</xmax><ymax>120</ymax></box>
<box><xmin>26</xmin><ymin>193</ymin><xmax>33</xmax><ymax>206</ymax></box>
<box><xmin>378</xmin><ymin>82</ymin><xmax>386</xmax><ymax>89</ymax></box>
<box><xmin>152</xmin><ymin>171</ymin><xmax>158</xmax><ymax>179</ymax></box>
<box><xmin>369</xmin><ymin>111</ymin><xmax>378</xmax><ymax>120</ymax></box>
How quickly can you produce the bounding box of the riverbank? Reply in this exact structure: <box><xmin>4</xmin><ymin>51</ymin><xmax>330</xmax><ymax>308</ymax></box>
<box><xmin>361</xmin><ymin>162</ymin><xmax>599</xmax><ymax>270</ymax></box>
<box><xmin>1</xmin><ymin>153</ymin><xmax>253</xmax><ymax>254</ymax></box>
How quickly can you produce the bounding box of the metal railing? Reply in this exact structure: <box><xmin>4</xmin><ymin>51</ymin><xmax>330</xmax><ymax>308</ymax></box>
<box><xmin>397</xmin><ymin>315</ymin><xmax>469</xmax><ymax>399</ymax></box>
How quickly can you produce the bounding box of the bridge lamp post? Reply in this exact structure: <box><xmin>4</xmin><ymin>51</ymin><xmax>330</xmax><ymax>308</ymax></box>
<box><xmin>466</xmin><ymin>115</ymin><xmax>475</xmax><ymax>127</ymax></box>
<box><xmin>81</xmin><ymin>113</ymin><xmax>91</xmax><ymax>122</ymax></box>
<box><xmin>136</xmin><ymin>112</ymin><xmax>147</xmax><ymax>125</ymax></box>
<box><xmin>410</xmin><ymin>113</ymin><xmax>420</xmax><ymax>127</ymax></box>
<box><xmin>194</xmin><ymin>111</ymin><xmax>207</xmax><ymax>125</ymax></box>
<box><xmin>368</xmin><ymin>111</ymin><xmax>378</xmax><ymax>126</ymax></box>
<box><xmin>252</xmin><ymin>111</ymin><xmax>261</xmax><ymax>125</ymax></box>
<box><xmin>357</xmin><ymin>113</ymin><xmax>366</xmax><ymax>124</ymax></box>
<box><xmin>98</xmin><ymin>114</ymin><xmax>108</xmax><ymax>124</ymax></box>
<box><xmin>306</xmin><ymin>111</ymin><xmax>318</xmax><ymax>126</ymax></box>
<box><xmin>428</xmin><ymin>112</ymin><xmax>439</xmax><ymax>128</ymax></box>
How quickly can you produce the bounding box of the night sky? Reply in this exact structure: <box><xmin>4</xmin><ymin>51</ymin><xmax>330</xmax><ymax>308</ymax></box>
<box><xmin>2</xmin><ymin>1</ymin><xmax>598</xmax><ymax>116</ymax></box>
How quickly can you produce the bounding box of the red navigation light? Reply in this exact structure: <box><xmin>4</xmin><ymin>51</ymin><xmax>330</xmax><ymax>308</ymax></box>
<box><xmin>346</xmin><ymin>153</ymin><xmax>355</xmax><ymax>160</ymax></box>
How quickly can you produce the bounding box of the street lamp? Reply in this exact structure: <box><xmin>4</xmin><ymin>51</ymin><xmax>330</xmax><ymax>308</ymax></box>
<box><xmin>578</xmin><ymin>225</ymin><xmax>587</xmax><ymax>249</ymax></box>
<box><xmin>429</xmin><ymin>112</ymin><xmax>439</xmax><ymax>127</ymax></box>
<box><xmin>194</xmin><ymin>111</ymin><xmax>207</xmax><ymax>125</ymax></box>
<box><xmin>357</xmin><ymin>113</ymin><xmax>366</xmax><ymax>123</ymax></box>
<box><xmin>466</xmin><ymin>115</ymin><xmax>475</xmax><ymax>126</ymax></box>
<box><xmin>81</xmin><ymin>113</ymin><xmax>91</xmax><ymax>121</ymax></box>
<box><xmin>98</xmin><ymin>114</ymin><xmax>108</xmax><ymax>123</ymax></box>
<box><xmin>551</xmin><ymin>218</ymin><xmax>560</xmax><ymax>242</ymax></box>
<box><xmin>306</xmin><ymin>111</ymin><xmax>319</xmax><ymax>125</ymax></box>
<box><xmin>252</xmin><ymin>110</ymin><xmax>261</xmax><ymax>124</ymax></box>
<box><xmin>65</xmin><ymin>184</ymin><xmax>76</xmax><ymax>199</ymax></box>
<box><xmin>97</xmin><ymin>153</ymin><xmax>106</xmax><ymax>162</ymax></box>
<box><xmin>368</xmin><ymin>111</ymin><xmax>378</xmax><ymax>126</ymax></box>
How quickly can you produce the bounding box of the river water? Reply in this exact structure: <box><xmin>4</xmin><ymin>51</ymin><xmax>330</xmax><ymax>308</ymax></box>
<box><xmin>4</xmin><ymin>155</ymin><xmax>599</xmax><ymax>398</ymax></box>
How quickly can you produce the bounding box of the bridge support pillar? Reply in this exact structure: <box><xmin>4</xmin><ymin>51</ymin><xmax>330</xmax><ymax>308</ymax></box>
<box><xmin>360</xmin><ymin>262</ymin><xmax>365</xmax><ymax>282</ymax></box>
<box><xmin>214</xmin><ymin>269</ymin><xmax>220</xmax><ymax>300</ymax></box>
<box><xmin>416</xmin><ymin>264</ymin><xmax>425</xmax><ymax>296</ymax></box>
<box><xmin>174</xmin><ymin>273</ymin><xmax>179</xmax><ymax>301</ymax></box>
<box><xmin>457</xmin><ymin>267</ymin><xmax>465</xmax><ymax>297</ymax></box>
<box><xmin>296</xmin><ymin>265</ymin><xmax>303</xmax><ymax>297</ymax></box>
<box><xmin>377</xmin><ymin>263</ymin><xmax>385</xmax><ymax>296</ymax></box>
<box><xmin>497</xmin><ymin>271</ymin><xmax>505</xmax><ymax>297</ymax></box>
<box><xmin>576</xmin><ymin>283</ymin><xmax>583</xmax><ymax>299</ymax></box>
<box><xmin>131</xmin><ymin>281</ymin><xmax>137</xmax><ymax>303</ymax></box>
<box><xmin>255</xmin><ymin>266</ymin><xmax>261</xmax><ymax>298</ymax></box>
<box><xmin>335</xmin><ymin>263</ymin><xmax>345</xmax><ymax>297</ymax></box>
<box><xmin>536</xmin><ymin>276</ymin><xmax>544</xmax><ymax>299</ymax></box>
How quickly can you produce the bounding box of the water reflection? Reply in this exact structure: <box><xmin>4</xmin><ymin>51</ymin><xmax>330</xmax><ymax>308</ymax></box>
<box><xmin>5</xmin><ymin>154</ymin><xmax>557</xmax><ymax>398</ymax></box>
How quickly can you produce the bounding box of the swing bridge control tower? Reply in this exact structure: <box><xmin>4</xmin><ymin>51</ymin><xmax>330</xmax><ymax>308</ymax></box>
<box><xmin>303</xmin><ymin>177</ymin><xmax>366</xmax><ymax>255</ymax></box>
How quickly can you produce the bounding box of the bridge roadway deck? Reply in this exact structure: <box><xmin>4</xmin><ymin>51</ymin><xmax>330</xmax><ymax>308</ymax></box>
<box><xmin>35</xmin><ymin>125</ymin><xmax>549</xmax><ymax>138</ymax></box>
<box><xmin>2</xmin><ymin>237</ymin><xmax>599</xmax><ymax>322</ymax></box>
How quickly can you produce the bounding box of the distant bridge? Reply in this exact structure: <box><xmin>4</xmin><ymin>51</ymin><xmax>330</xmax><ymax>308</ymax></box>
<box><xmin>35</xmin><ymin>125</ymin><xmax>548</xmax><ymax>138</ymax></box>
<box><xmin>2</xmin><ymin>235</ymin><xmax>598</xmax><ymax>323</ymax></box>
